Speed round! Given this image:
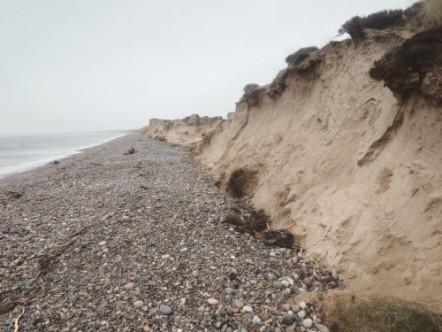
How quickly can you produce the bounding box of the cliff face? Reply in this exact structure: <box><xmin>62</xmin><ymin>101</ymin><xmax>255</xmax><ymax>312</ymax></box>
<box><xmin>143</xmin><ymin>29</ymin><xmax>442</xmax><ymax>307</ymax></box>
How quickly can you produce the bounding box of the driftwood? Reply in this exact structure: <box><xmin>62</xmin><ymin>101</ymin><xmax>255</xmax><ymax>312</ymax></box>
<box><xmin>123</xmin><ymin>146</ymin><xmax>136</xmax><ymax>155</ymax></box>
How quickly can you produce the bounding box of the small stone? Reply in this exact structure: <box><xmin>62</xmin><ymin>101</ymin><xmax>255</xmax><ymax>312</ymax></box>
<box><xmin>321</xmin><ymin>275</ymin><xmax>331</xmax><ymax>283</ymax></box>
<box><xmin>161</xmin><ymin>254</ymin><xmax>170</xmax><ymax>259</ymax></box>
<box><xmin>160</xmin><ymin>304</ymin><xmax>173</xmax><ymax>315</ymax></box>
<box><xmin>269</xmin><ymin>252</ymin><xmax>276</xmax><ymax>257</ymax></box>
<box><xmin>282</xmin><ymin>313</ymin><xmax>296</xmax><ymax>325</ymax></box>
<box><xmin>133</xmin><ymin>300</ymin><xmax>144</xmax><ymax>308</ymax></box>
<box><xmin>225</xmin><ymin>287</ymin><xmax>235</xmax><ymax>295</ymax></box>
<box><xmin>252</xmin><ymin>315</ymin><xmax>261</xmax><ymax>325</ymax></box>
<box><xmin>180</xmin><ymin>247</ymin><xmax>188</xmax><ymax>252</ymax></box>
<box><xmin>124</xmin><ymin>282</ymin><xmax>135</xmax><ymax>290</ymax></box>
<box><xmin>207</xmin><ymin>298</ymin><xmax>219</xmax><ymax>305</ymax></box>
<box><xmin>285</xmin><ymin>327</ymin><xmax>295</xmax><ymax>332</ymax></box>
<box><xmin>299</xmin><ymin>302</ymin><xmax>307</xmax><ymax>310</ymax></box>
<box><xmin>242</xmin><ymin>305</ymin><xmax>253</xmax><ymax>313</ymax></box>
<box><xmin>73</xmin><ymin>248</ymin><xmax>81</xmax><ymax>254</ymax></box>
<box><xmin>99</xmin><ymin>241</ymin><xmax>106</xmax><ymax>246</ymax></box>
<box><xmin>302</xmin><ymin>318</ymin><xmax>313</xmax><ymax>328</ymax></box>
<box><xmin>303</xmin><ymin>277</ymin><xmax>313</xmax><ymax>288</ymax></box>
<box><xmin>315</xmin><ymin>324</ymin><xmax>330</xmax><ymax>332</ymax></box>
<box><xmin>235</xmin><ymin>300</ymin><xmax>244</xmax><ymax>309</ymax></box>
<box><xmin>272</xmin><ymin>281</ymin><xmax>282</xmax><ymax>290</ymax></box>
<box><xmin>281</xmin><ymin>280</ymin><xmax>290</xmax><ymax>288</ymax></box>
<box><xmin>297</xmin><ymin>310</ymin><xmax>306</xmax><ymax>318</ymax></box>
<box><xmin>290</xmin><ymin>304</ymin><xmax>300</xmax><ymax>313</ymax></box>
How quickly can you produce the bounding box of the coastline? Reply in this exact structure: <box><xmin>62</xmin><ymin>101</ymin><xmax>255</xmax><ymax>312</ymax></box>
<box><xmin>0</xmin><ymin>131</ymin><xmax>130</xmax><ymax>179</ymax></box>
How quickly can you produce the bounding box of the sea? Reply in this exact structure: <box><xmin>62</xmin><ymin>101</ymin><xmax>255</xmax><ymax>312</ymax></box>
<box><xmin>0</xmin><ymin>130</ymin><xmax>128</xmax><ymax>178</ymax></box>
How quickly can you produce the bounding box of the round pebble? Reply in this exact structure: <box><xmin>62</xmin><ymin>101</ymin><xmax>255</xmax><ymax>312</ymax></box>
<box><xmin>133</xmin><ymin>300</ymin><xmax>143</xmax><ymax>308</ymax></box>
<box><xmin>302</xmin><ymin>318</ymin><xmax>313</xmax><ymax>328</ymax></box>
<box><xmin>273</xmin><ymin>281</ymin><xmax>282</xmax><ymax>290</ymax></box>
<box><xmin>297</xmin><ymin>310</ymin><xmax>306</xmax><ymax>318</ymax></box>
<box><xmin>159</xmin><ymin>304</ymin><xmax>173</xmax><ymax>315</ymax></box>
<box><xmin>282</xmin><ymin>313</ymin><xmax>296</xmax><ymax>325</ymax></box>
<box><xmin>242</xmin><ymin>305</ymin><xmax>253</xmax><ymax>313</ymax></box>
<box><xmin>252</xmin><ymin>315</ymin><xmax>261</xmax><ymax>325</ymax></box>
<box><xmin>207</xmin><ymin>298</ymin><xmax>219</xmax><ymax>305</ymax></box>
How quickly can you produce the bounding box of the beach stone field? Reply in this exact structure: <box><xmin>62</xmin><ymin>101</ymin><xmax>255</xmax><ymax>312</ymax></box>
<box><xmin>0</xmin><ymin>133</ymin><xmax>340</xmax><ymax>331</ymax></box>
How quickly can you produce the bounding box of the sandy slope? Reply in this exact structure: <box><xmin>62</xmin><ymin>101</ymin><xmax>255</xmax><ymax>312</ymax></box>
<box><xmin>144</xmin><ymin>31</ymin><xmax>442</xmax><ymax>308</ymax></box>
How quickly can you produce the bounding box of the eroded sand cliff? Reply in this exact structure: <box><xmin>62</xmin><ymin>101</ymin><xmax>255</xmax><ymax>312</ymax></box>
<box><xmin>144</xmin><ymin>27</ymin><xmax>442</xmax><ymax>308</ymax></box>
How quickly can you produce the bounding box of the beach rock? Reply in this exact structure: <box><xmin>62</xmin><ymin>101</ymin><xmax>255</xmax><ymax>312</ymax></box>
<box><xmin>282</xmin><ymin>313</ymin><xmax>296</xmax><ymax>325</ymax></box>
<box><xmin>315</xmin><ymin>324</ymin><xmax>330</xmax><ymax>332</ymax></box>
<box><xmin>302</xmin><ymin>318</ymin><xmax>313</xmax><ymax>328</ymax></box>
<box><xmin>124</xmin><ymin>282</ymin><xmax>135</xmax><ymax>290</ymax></box>
<box><xmin>272</xmin><ymin>281</ymin><xmax>282</xmax><ymax>290</ymax></box>
<box><xmin>303</xmin><ymin>277</ymin><xmax>313</xmax><ymax>288</ymax></box>
<box><xmin>160</xmin><ymin>304</ymin><xmax>173</xmax><ymax>315</ymax></box>
<box><xmin>207</xmin><ymin>298</ymin><xmax>219</xmax><ymax>305</ymax></box>
<box><xmin>133</xmin><ymin>301</ymin><xmax>144</xmax><ymax>308</ymax></box>
<box><xmin>242</xmin><ymin>305</ymin><xmax>253</xmax><ymax>313</ymax></box>
<box><xmin>235</xmin><ymin>300</ymin><xmax>244</xmax><ymax>309</ymax></box>
<box><xmin>297</xmin><ymin>310</ymin><xmax>306</xmax><ymax>319</ymax></box>
<box><xmin>252</xmin><ymin>315</ymin><xmax>261</xmax><ymax>325</ymax></box>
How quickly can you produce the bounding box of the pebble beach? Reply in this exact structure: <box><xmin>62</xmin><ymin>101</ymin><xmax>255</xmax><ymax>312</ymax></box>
<box><xmin>0</xmin><ymin>133</ymin><xmax>340</xmax><ymax>331</ymax></box>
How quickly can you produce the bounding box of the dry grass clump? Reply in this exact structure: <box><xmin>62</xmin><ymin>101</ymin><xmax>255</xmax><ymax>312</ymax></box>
<box><xmin>423</xmin><ymin>0</ymin><xmax>442</xmax><ymax>27</ymax></box>
<box><xmin>227</xmin><ymin>168</ymin><xmax>258</xmax><ymax>198</ymax></box>
<box><xmin>326</xmin><ymin>296</ymin><xmax>442</xmax><ymax>332</ymax></box>
<box><xmin>285</xmin><ymin>46</ymin><xmax>318</xmax><ymax>65</ymax></box>
<box><xmin>339</xmin><ymin>10</ymin><xmax>404</xmax><ymax>40</ymax></box>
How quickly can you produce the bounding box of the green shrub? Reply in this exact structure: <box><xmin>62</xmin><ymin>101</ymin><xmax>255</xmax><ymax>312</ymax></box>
<box><xmin>339</xmin><ymin>9</ymin><xmax>404</xmax><ymax>40</ymax></box>
<box><xmin>285</xmin><ymin>46</ymin><xmax>319</xmax><ymax>65</ymax></box>
<box><xmin>339</xmin><ymin>16</ymin><xmax>366</xmax><ymax>40</ymax></box>
<box><xmin>241</xmin><ymin>83</ymin><xmax>264</xmax><ymax>107</ymax></box>
<box><xmin>362</xmin><ymin>9</ymin><xmax>404</xmax><ymax>29</ymax></box>
<box><xmin>243</xmin><ymin>83</ymin><xmax>259</xmax><ymax>93</ymax></box>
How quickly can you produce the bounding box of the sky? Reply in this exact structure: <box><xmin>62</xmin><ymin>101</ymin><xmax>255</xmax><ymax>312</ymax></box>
<box><xmin>0</xmin><ymin>0</ymin><xmax>413</xmax><ymax>134</ymax></box>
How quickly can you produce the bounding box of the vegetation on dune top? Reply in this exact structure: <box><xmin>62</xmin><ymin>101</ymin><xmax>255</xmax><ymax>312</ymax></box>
<box><xmin>339</xmin><ymin>9</ymin><xmax>404</xmax><ymax>40</ymax></box>
<box><xmin>285</xmin><ymin>46</ymin><xmax>319</xmax><ymax>65</ymax></box>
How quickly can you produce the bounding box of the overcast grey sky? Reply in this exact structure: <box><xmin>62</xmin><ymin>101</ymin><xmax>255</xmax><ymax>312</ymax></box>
<box><xmin>0</xmin><ymin>0</ymin><xmax>413</xmax><ymax>133</ymax></box>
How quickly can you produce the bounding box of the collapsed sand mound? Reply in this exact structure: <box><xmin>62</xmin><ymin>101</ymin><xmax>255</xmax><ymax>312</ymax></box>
<box><xmin>143</xmin><ymin>29</ymin><xmax>442</xmax><ymax>308</ymax></box>
<box><xmin>141</xmin><ymin>114</ymin><xmax>224</xmax><ymax>153</ymax></box>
